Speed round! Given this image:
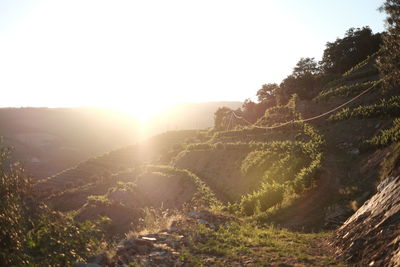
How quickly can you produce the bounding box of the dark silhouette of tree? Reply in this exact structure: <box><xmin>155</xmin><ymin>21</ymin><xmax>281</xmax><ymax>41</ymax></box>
<box><xmin>279</xmin><ymin>58</ymin><xmax>321</xmax><ymax>101</ymax></box>
<box><xmin>256</xmin><ymin>83</ymin><xmax>279</xmax><ymax>103</ymax></box>
<box><xmin>320</xmin><ymin>27</ymin><xmax>382</xmax><ymax>74</ymax></box>
<box><xmin>241</xmin><ymin>99</ymin><xmax>267</xmax><ymax>123</ymax></box>
<box><xmin>293</xmin><ymin>57</ymin><xmax>320</xmax><ymax>77</ymax></box>
<box><xmin>378</xmin><ymin>0</ymin><xmax>400</xmax><ymax>88</ymax></box>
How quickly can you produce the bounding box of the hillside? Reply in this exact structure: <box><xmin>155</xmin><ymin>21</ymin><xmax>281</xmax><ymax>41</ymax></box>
<box><xmin>0</xmin><ymin>102</ymin><xmax>241</xmax><ymax>180</ymax></box>
<box><xmin>34</xmin><ymin>53</ymin><xmax>398</xmax><ymax>266</ymax></box>
<box><xmin>2</xmin><ymin>17</ymin><xmax>400</xmax><ymax>266</ymax></box>
<box><xmin>0</xmin><ymin>107</ymin><xmax>140</xmax><ymax>179</ymax></box>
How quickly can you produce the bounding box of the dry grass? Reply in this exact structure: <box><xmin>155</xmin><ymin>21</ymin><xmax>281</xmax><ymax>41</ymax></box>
<box><xmin>125</xmin><ymin>207</ymin><xmax>184</xmax><ymax>238</ymax></box>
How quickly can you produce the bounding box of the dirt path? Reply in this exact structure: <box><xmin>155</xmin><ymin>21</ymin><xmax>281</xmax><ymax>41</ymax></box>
<box><xmin>270</xmin><ymin>152</ymin><xmax>343</xmax><ymax>231</ymax></box>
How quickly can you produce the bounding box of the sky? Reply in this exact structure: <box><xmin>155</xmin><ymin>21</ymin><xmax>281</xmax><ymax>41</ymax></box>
<box><xmin>0</xmin><ymin>0</ymin><xmax>386</xmax><ymax>120</ymax></box>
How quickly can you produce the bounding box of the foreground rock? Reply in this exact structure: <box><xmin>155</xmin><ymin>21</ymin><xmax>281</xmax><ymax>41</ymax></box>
<box><xmin>83</xmin><ymin>210</ymin><xmax>237</xmax><ymax>267</ymax></box>
<box><xmin>331</xmin><ymin>175</ymin><xmax>400</xmax><ymax>266</ymax></box>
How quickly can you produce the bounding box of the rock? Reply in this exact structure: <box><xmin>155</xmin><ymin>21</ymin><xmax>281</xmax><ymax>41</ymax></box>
<box><xmin>187</xmin><ymin>210</ymin><xmax>200</xmax><ymax>217</ymax></box>
<box><xmin>93</xmin><ymin>210</ymin><xmax>238</xmax><ymax>266</ymax></box>
<box><xmin>332</xmin><ymin>175</ymin><xmax>400</xmax><ymax>266</ymax></box>
<box><xmin>377</xmin><ymin>176</ymin><xmax>395</xmax><ymax>192</ymax></box>
<box><xmin>116</xmin><ymin>246</ymin><xmax>127</xmax><ymax>256</ymax></box>
<box><xmin>87</xmin><ymin>252</ymin><xmax>110</xmax><ymax>266</ymax></box>
<box><xmin>149</xmin><ymin>250</ymin><xmax>167</xmax><ymax>257</ymax></box>
<box><xmin>123</xmin><ymin>238</ymin><xmax>154</xmax><ymax>254</ymax></box>
<box><xmin>348</xmin><ymin>148</ymin><xmax>360</xmax><ymax>155</ymax></box>
<box><xmin>73</xmin><ymin>262</ymin><xmax>87</xmax><ymax>267</ymax></box>
<box><xmin>324</xmin><ymin>204</ymin><xmax>350</xmax><ymax>228</ymax></box>
<box><xmin>141</xmin><ymin>236</ymin><xmax>157</xmax><ymax>241</ymax></box>
<box><xmin>73</xmin><ymin>263</ymin><xmax>101</xmax><ymax>267</ymax></box>
<box><xmin>198</xmin><ymin>218</ymin><xmax>207</xmax><ymax>224</ymax></box>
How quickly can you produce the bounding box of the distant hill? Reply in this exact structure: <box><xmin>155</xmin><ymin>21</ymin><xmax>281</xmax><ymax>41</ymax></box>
<box><xmin>0</xmin><ymin>102</ymin><xmax>241</xmax><ymax>179</ymax></box>
<box><xmin>146</xmin><ymin>101</ymin><xmax>242</xmax><ymax>132</ymax></box>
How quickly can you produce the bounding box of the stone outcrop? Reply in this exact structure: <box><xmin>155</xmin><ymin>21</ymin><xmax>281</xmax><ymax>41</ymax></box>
<box><xmin>80</xmin><ymin>210</ymin><xmax>237</xmax><ymax>267</ymax></box>
<box><xmin>332</xmin><ymin>175</ymin><xmax>400</xmax><ymax>266</ymax></box>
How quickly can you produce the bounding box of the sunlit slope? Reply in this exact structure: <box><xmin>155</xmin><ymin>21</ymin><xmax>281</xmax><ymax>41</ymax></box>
<box><xmin>72</xmin><ymin>165</ymin><xmax>218</xmax><ymax>236</ymax></box>
<box><xmin>44</xmin><ymin>98</ymin><xmax>326</xmax><ymax>228</ymax></box>
<box><xmin>173</xmin><ymin>100</ymin><xmax>324</xmax><ymax>226</ymax></box>
<box><xmin>174</xmin><ymin>145</ymin><xmax>254</xmax><ymax>202</ymax></box>
<box><xmin>40</xmin><ymin>51</ymin><xmax>399</xmax><ymax>233</ymax></box>
<box><xmin>35</xmin><ymin>130</ymin><xmax>200</xmax><ymax>195</ymax></box>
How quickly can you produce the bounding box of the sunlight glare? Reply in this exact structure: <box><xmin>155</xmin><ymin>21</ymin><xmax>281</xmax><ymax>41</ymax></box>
<box><xmin>110</xmin><ymin>96</ymin><xmax>174</xmax><ymax>125</ymax></box>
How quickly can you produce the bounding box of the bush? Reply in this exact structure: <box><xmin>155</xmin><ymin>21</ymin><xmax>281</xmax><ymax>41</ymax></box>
<box><xmin>87</xmin><ymin>194</ymin><xmax>112</xmax><ymax>206</ymax></box>
<box><xmin>0</xmin><ymin>143</ymin><xmax>106</xmax><ymax>266</ymax></box>
<box><xmin>26</xmin><ymin>211</ymin><xmax>104</xmax><ymax>266</ymax></box>
<box><xmin>0</xmin><ymin>145</ymin><xmax>31</xmax><ymax>266</ymax></box>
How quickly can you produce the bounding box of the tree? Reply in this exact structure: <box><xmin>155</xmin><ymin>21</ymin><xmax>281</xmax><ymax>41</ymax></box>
<box><xmin>256</xmin><ymin>83</ymin><xmax>279</xmax><ymax>103</ymax></box>
<box><xmin>378</xmin><ymin>0</ymin><xmax>400</xmax><ymax>88</ymax></box>
<box><xmin>293</xmin><ymin>57</ymin><xmax>320</xmax><ymax>78</ymax></box>
<box><xmin>279</xmin><ymin>58</ymin><xmax>321</xmax><ymax>101</ymax></box>
<box><xmin>241</xmin><ymin>99</ymin><xmax>264</xmax><ymax>123</ymax></box>
<box><xmin>320</xmin><ymin>27</ymin><xmax>382</xmax><ymax>74</ymax></box>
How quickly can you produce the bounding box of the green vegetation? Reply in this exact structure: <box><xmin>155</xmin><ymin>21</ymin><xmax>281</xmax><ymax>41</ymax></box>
<box><xmin>180</xmin><ymin>222</ymin><xmax>344</xmax><ymax>266</ymax></box>
<box><xmin>142</xmin><ymin>165</ymin><xmax>220</xmax><ymax>209</ymax></box>
<box><xmin>0</xmin><ymin>143</ymin><xmax>106</xmax><ymax>266</ymax></box>
<box><xmin>320</xmin><ymin>27</ymin><xmax>381</xmax><ymax>75</ymax></box>
<box><xmin>342</xmin><ymin>50</ymin><xmax>380</xmax><ymax>77</ymax></box>
<box><xmin>378</xmin><ymin>0</ymin><xmax>400</xmax><ymax>89</ymax></box>
<box><xmin>366</xmin><ymin>118</ymin><xmax>400</xmax><ymax>147</ymax></box>
<box><xmin>37</xmin><ymin>130</ymin><xmax>200</xmax><ymax>195</ymax></box>
<box><xmin>238</xmin><ymin>126</ymin><xmax>323</xmax><ymax>216</ymax></box>
<box><xmin>256</xmin><ymin>95</ymin><xmax>299</xmax><ymax>126</ymax></box>
<box><xmin>25</xmin><ymin>211</ymin><xmax>104</xmax><ymax>266</ymax></box>
<box><xmin>2</xmin><ymin>11</ymin><xmax>400</xmax><ymax>265</ymax></box>
<box><xmin>315</xmin><ymin>80</ymin><xmax>379</xmax><ymax>101</ymax></box>
<box><xmin>379</xmin><ymin>142</ymin><xmax>400</xmax><ymax>179</ymax></box>
<box><xmin>187</xmin><ymin>95</ymin><xmax>325</xmax><ymax>217</ymax></box>
<box><xmin>329</xmin><ymin>95</ymin><xmax>400</xmax><ymax>121</ymax></box>
<box><xmin>0</xmin><ymin>145</ymin><xmax>31</xmax><ymax>266</ymax></box>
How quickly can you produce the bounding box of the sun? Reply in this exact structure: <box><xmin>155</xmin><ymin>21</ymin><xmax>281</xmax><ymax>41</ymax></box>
<box><xmin>111</xmin><ymin>98</ymin><xmax>174</xmax><ymax>125</ymax></box>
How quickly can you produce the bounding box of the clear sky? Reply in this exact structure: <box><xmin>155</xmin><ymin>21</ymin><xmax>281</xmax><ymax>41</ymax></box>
<box><xmin>0</xmin><ymin>0</ymin><xmax>386</xmax><ymax>119</ymax></box>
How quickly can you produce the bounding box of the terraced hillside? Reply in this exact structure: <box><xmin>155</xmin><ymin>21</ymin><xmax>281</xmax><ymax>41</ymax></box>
<box><xmin>36</xmin><ymin>130</ymin><xmax>200</xmax><ymax>195</ymax></box>
<box><xmin>27</xmin><ymin>36</ymin><xmax>400</xmax><ymax>266</ymax></box>
<box><xmin>72</xmin><ymin>165</ymin><xmax>218</xmax><ymax>236</ymax></box>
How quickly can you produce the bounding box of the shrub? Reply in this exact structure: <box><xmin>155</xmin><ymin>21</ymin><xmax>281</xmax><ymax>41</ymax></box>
<box><xmin>366</xmin><ymin>118</ymin><xmax>400</xmax><ymax>147</ymax></box>
<box><xmin>26</xmin><ymin>211</ymin><xmax>104</xmax><ymax>266</ymax></box>
<box><xmin>257</xmin><ymin>183</ymin><xmax>285</xmax><ymax>211</ymax></box>
<box><xmin>0</xmin><ymin>142</ymin><xmax>106</xmax><ymax>266</ymax></box>
<box><xmin>87</xmin><ymin>194</ymin><xmax>111</xmax><ymax>206</ymax></box>
<box><xmin>0</xmin><ymin>145</ymin><xmax>31</xmax><ymax>266</ymax></box>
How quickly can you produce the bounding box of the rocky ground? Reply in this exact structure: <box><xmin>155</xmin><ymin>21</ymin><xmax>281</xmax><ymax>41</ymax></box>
<box><xmin>75</xmin><ymin>210</ymin><xmax>344</xmax><ymax>267</ymax></box>
<box><xmin>331</xmin><ymin>175</ymin><xmax>400</xmax><ymax>266</ymax></box>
